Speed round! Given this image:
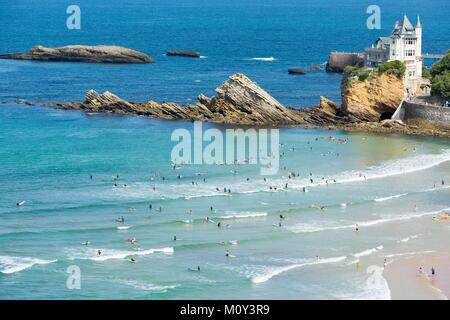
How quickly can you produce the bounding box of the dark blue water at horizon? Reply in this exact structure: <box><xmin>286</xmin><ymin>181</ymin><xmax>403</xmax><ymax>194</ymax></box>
<box><xmin>0</xmin><ymin>0</ymin><xmax>448</xmax><ymax>107</ymax></box>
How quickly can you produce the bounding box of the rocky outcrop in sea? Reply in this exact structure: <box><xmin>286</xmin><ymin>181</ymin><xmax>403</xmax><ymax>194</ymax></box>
<box><xmin>0</xmin><ymin>45</ymin><xmax>154</xmax><ymax>63</ymax></box>
<box><xmin>50</xmin><ymin>72</ymin><xmax>449</xmax><ymax>138</ymax></box>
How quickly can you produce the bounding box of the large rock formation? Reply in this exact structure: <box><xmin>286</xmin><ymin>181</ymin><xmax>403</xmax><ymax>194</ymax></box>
<box><xmin>44</xmin><ymin>71</ymin><xmax>450</xmax><ymax>138</ymax></box>
<box><xmin>340</xmin><ymin>73</ymin><xmax>404</xmax><ymax>122</ymax></box>
<box><xmin>54</xmin><ymin>73</ymin><xmax>307</xmax><ymax>125</ymax></box>
<box><xmin>0</xmin><ymin>45</ymin><xmax>154</xmax><ymax>63</ymax></box>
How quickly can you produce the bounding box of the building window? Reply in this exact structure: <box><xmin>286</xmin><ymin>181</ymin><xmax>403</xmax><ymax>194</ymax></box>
<box><xmin>405</xmin><ymin>39</ymin><xmax>416</xmax><ymax>45</ymax></box>
<box><xmin>405</xmin><ymin>50</ymin><xmax>415</xmax><ymax>57</ymax></box>
<box><xmin>392</xmin><ymin>49</ymin><xmax>396</xmax><ymax>56</ymax></box>
<box><xmin>408</xmin><ymin>71</ymin><xmax>415</xmax><ymax>77</ymax></box>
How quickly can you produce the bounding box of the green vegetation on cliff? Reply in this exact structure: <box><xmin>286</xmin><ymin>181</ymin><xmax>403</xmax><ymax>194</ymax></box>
<box><xmin>430</xmin><ymin>49</ymin><xmax>450</xmax><ymax>100</ymax></box>
<box><xmin>377</xmin><ymin>60</ymin><xmax>406</xmax><ymax>78</ymax></box>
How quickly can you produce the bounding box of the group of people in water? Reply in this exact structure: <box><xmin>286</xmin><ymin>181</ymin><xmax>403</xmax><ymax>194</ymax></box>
<box><xmin>79</xmin><ymin>137</ymin><xmax>448</xmax><ymax>276</ymax></box>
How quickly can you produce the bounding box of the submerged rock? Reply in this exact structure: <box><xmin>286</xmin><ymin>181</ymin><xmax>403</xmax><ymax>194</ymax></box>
<box><xmin>166</xmin><ymin>50</ymin><xmax>201</xmax><ymax>58</ymax></box>
<box><xmin>0</xmin><ymin>45</ymin><xmax>154</xmax><ymax>63</ymax></box>
<box><xmin>288</xmin><ymin>68</ymin><xmax>308</xmax><ymax>75</ymax></box>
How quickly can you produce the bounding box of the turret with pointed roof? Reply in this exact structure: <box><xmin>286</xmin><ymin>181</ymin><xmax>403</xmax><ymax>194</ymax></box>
<box><xmin>364</xmin><ymin>15</ymin><xmax>423</xmax><ymax>93</ymax></box>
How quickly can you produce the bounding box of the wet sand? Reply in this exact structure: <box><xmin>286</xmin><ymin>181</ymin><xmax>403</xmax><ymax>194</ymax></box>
<box><xmin>384</xmin><ymin>251</ymin><xmax>450</xmax><ymax>300</ymax></box>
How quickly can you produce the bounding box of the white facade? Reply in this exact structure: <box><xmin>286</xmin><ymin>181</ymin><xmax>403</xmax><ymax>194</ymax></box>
<box><xmin>364</xmin><ymin>15</ymin><xmax>423</xmax><ymax>93</ymax></box>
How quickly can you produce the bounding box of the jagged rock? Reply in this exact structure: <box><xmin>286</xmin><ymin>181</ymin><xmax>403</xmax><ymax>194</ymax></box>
<box><xmin>201</xmin><ymin>73</ymin><xmax>306</xmax><ymax>124</ymax></box>
<box><xmin>166</xmin><ymin>50</ymin><xmax>201</xmax><ymax>58</ymax></box>
<box><xmin>53</xmin><ymin>73</ymin><xmax>307</xmax><ymax>125</ymax></box>
<box><xmin>0</xmin><ymin>45</ymin><xmax>154</xmax><ymax>63</ymax></box>
<box><xmin>340</xmin><ymin>73</ymin><xmax>404</xmax><ymax>122</ymax></box>
<box><xmin>44</xmin><ymin>71</ymin><xmax>450</xmax><ymax>138</ymax></box>
<box><xmin>318</xmin><ymin>96</ymin><xmax>340</xmax><ymax>116</ymax></box>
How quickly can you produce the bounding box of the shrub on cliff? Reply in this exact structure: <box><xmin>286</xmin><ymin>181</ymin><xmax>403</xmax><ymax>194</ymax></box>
<box><xmin>430</xmin><ymin>49</ymin><xmax>450</xmax><ymax>77</ymax></box>
<box><xmin>343</xmin><ymin>66</ymin><xmax>372</xmax><ymax>82</ymax></box>
<box><xmin>431</xmin><ymin>71</ymin><xmax>450</xmax><ymax>100</ymax></box>
<box><xmin>378</xmin><ymin>60</ymin><xmax>406</xmax><ymax>78</ymax></box>
<box><xmin>429</xmin><ymin>49</ymin><xmax>450</xmax><ymax>100</ymax></box>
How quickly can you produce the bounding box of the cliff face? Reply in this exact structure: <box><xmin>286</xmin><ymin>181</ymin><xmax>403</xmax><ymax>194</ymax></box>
<box><xmin>0</xmin><ymin>45</ymin><xmax>154</xmax><ymax>63</ymax></box>
<box><xmin>340</xmin><ymin>73</ymin><xmax>404</xmax><ymax>122</ymax></box>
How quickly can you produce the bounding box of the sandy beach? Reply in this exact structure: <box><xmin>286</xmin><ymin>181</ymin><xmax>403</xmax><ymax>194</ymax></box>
<box><xmin>384</xmin><ymin>251</ymin><xmax>450</xmax><ymax>300</ymax></box>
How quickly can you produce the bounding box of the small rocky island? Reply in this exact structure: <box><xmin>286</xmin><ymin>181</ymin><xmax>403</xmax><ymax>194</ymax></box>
<box><xmin>166</xmin><ymin>50</ymin><xmax>201</xmax><ymax>58</ymax></box>
<box><xmin>0</xmin><ymin>45</ymin><xmax>154</xmax><ymax>63</ymax></box>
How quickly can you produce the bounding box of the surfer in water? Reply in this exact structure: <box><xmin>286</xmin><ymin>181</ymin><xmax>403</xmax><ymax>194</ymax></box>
<box><xmin>97</xmin><ymin>250</ymin><xmax>102</xmax><ymax>256</ymax></box>
<box><xmin>82</xmin><ymin>241</ymin><xmax>90</xmax><ymax>246</ymax></box>
<box><xmin>355</xmin><ymin>224</ymin><xmax>359</xmax><ymax>233</ymax></box>
<box><xmin>129</xmin><ymin>257</ymin><xmax>136</xmax><ymax>263</ymax></box>
<box><xmin>225</xmin><ymin>250</ymin><xmax>231</xmax><ymax>258</ymax></box>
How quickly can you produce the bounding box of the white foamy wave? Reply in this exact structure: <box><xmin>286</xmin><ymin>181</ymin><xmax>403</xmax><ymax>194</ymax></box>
<box><xmin>115</xmin><ymin>279</ymin><xmax>178</xmax><ymax>292</ymax></box>
<box><xmin>385</xmin><ymin>250</ymin><xmax>436</xmax><ymax>259</ymax></box>
<box><xmin>219</xmin><ymin>212</ymin><xmax>267</xmax><ymax>219</ymax></box>
<box><xmin>249</xmin><ymin>57</ymin><xmax>276</xmax><ymax>61</ymax></box>
<box><xmin>101</xmin><ymin>149</ymin><xmax>450</xmax><ymax>202</ymax></box>
<box><xmin>354</xmin><ymin>245</ymin><xmax>384</xmax><ymax>258</ymax></box>
<box><xmin>287</xmin><ymin>208</ymin><xmax>450</xmax><ymax>234</ymax></box>
<box><xmin>251</xmin><ymin>256</ymin><xmax>346</xmax><ymax>284</ymax></box>
<box><xmin>0</xmin><ymin>256</ymin><xmax>57</xmax><ymax>274</ymax></box>
<box><xmin>331</xmin><ymin>149</ymin><xmax>450</xmax><ymax>185</ymax></box>
<box><xmin>66</xmin><ymin>247</ymin><xmax>173</xmax><ymax>262</ymax></box>
<box><xmin>398</xmin><ymin>234</ymin><xmax>420</xmax><ymax>243</ymax></box>
<box><xmin>374</xmin><ymin>193</ymin><xmax>408</xmax><ymax>202</ymax></box>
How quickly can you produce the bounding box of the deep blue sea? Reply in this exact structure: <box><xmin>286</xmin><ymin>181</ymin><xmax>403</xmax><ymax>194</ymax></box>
<box><xmin>0</xmin><ymin>0</ymin><xmax>449</xmax><ymax>299</ymax></box>
<box><xmin>0</xmin><ymin>0</ymin><xmax>449</xmax><ymax>106</ymax></box>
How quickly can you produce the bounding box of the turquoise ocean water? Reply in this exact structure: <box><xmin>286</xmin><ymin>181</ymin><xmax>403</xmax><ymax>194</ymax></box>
<box><xmin>0</xmin><ymin>0</ymin><xmax>449</xmax><ymax>299</ymax></box>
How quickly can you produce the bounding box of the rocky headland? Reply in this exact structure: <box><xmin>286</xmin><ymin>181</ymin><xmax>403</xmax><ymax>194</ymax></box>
<box><xmin>50</xmin><ymin>72</ymin><xmax>449</xmax><ymax>138</ymax></box>
<box><xmin>0</xmin><ymin>45</ymin><xmax>154</xmax><ymax>63</ymax></box>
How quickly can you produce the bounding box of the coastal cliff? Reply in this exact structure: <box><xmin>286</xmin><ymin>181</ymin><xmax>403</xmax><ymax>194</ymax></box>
<box><xmin>340</xmin><ymin>72</ymin><xmax>404</xmax><ymax>122</ymax></box>
<box><xmin>0</xmin><ymin>45</ymin><xmax>154</xmax><ymax>63</ymax></box>
<box><xmin>51</xmin><ymin>72</ymin><xmax>449</xmax><ymax>137</ymax></box>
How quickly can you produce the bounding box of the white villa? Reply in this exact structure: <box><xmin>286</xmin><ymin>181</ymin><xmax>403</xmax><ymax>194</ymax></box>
<box><xmin>364</xmin><ymin>15</ymin><xmax>423</xmax><ymax>93</ymax></box>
